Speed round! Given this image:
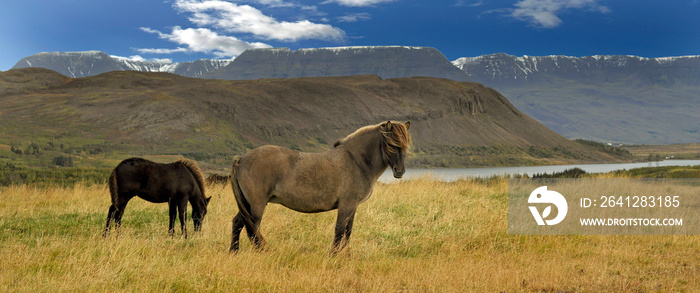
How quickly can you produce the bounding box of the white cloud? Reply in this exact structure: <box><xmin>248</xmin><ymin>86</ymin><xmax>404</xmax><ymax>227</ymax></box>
<box><xmin>253</xmin><ymin>0</ymin><xmax>296</xmax><ymax>8</ymax></box>
<box><xmin>510</xmin><ymin>0</ymin><xmax>610</xmax><ymax>28</ymax></box>
<box><xmin>321</xmin><ymin>0</ymin><xmax>396</xmax><ymax>7</ymax></box>
<box><xmin>174</xmin><ymin>0</ymin><xmax>345</xmax><ymax>42</ymax></box>
<box><xmin>455</xmin><ymin>0</ymin><xmax>484</xmax><ymax>7</ymax></box>
<box><xmin>138</xmin><ymin>26</ymin><xmax>272</xmax><ymax>58</ymax></box>
<box><xmin>337</xmin><ymin>12</ymin><xmax>371</xmax><ymax>22</ymax></box>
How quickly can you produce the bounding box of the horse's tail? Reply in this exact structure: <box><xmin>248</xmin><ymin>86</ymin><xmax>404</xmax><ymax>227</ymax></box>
<box><xmin>108</xmin><ymin>168</ymin><xmax>118</xmax><ymax>204</ymax></box>
<box><xmin>231</xmin><ymin>156</ymin><xmax>254</xmax><ymax>226</ymax></box>
<box><xmin>178</xmin><ymin>159</ymin><xmax>207</xmax><ymax>199</ymax></box>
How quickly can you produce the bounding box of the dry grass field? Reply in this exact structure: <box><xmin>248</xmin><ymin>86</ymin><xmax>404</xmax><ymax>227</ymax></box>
<box><xmin>1</xmin><ymin>177</ymin><xmax>698</xmax><ymax>292</ymax></box>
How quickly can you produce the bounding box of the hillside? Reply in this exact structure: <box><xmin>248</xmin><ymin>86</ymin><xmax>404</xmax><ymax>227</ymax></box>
<box><xmin>453</xmin><ymin>54</ymin><xmax>700</xmax><ymax>144</ymax></box>
<box><xmin>0</xmin><ymin>68</ymin><xmax>631</xmax><ymax>170</ymax></box>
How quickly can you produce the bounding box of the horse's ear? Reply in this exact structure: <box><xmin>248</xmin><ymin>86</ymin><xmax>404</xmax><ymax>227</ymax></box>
<box><xmin>206</xmin><ymin>196</ymin><xmax>212</xmax><ymax>205</ymax></box>
<box><xmin>386</xmin><ymin>121</ymin><xmax>393</xmax><ymax>131</ymax></box>
<box><xmin>333</xmin><ymin>139</ymin><xmax>342</xmax><ymax>147</ymax></box>
<box><xmin>404</xmin><ymin>121</ymin><xmax>410</xmax><ymax>130</ymax></box>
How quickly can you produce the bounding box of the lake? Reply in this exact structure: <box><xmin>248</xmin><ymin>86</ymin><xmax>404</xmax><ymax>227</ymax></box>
<box><xmin>379</xmin><ymin>160</ymin><xmax>700</xmax><ymax>183</ymax></box>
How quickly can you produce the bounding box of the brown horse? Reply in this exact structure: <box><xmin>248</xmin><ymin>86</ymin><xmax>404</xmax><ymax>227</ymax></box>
<box><xmin>229</xmin><ymin>121</ymin><xmax>411</xmax><ymax>253</ymax></box>
<box><xmin>206</xmin><ymin>173</ymin><xmax>230</xmax><ymax>185</ymax></box>
<box><xmin>103</xmin><ymin>158</ymin><xmax>210</xmax><ymax>238</ymax></box>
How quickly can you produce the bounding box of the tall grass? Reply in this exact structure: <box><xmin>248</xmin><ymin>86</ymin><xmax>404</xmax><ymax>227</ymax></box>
<box><xmin>1</xmin><ymin>178</ymin><xmax>698</xmax><ymax>292</ymax></box>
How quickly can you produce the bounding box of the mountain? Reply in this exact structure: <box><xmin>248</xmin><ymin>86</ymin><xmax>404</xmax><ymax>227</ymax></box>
<box><xmin>0</xmin><ymin>68</ymin><xmax>629</xmax><ymax>169</ymax></box>
<box><xmin>453</xmin><ymin>54</ymin><xmax>700</xmax><ymax>144</ymax></box>
<box><xmin>202</xmin><ymin>46</ymin><xmax>470</xmax><ymax>81</ymax></box>
<box><xmin>11</xmin><ymin>51</ymin><xmax>232</xmax><ymax>78</ymax></box>
<box><xmin>12</xmin><ymin>49</ymin><xmax>696</xmax><ymax>145</ymax></box>
<box><xmin>453</xmin><ymin>53</ymin><xmax>700</xmax><ymax>88</ymax></box>
<box><xmin>11</xmin><ymin>47</ymin><xmax>470</xmax><ymax>82</ymax></box>
<box><xmin>167</xmin><ymin>59</ymin><xmax>235</xmax><ymax>78</ymax></box>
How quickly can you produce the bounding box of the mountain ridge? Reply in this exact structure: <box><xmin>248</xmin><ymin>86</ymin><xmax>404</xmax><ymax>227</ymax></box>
<box><xmin>452</xmin><ymin>53</ymin><xmax>700</xmax><ymax>145</ymax></box>
<box><xmin>9</xmin><ymin>48</ymin><xmax>698</xmax><ymax>145</ymax></box>
<box><xmin>202</xmin><ymin>46</ymin><xmax>470</xmax><ymax>81</ymax></box>
<box><xmin>453</xmin><ymin>53</ymin><xmax>700</xmax><ymax>88</ymax></box>
<box><xmin>10</xmin><ymin>47</ymin><xmax>471</xmax><ymax>81</ymax></box>
<box><xmin>11</xmin><ymin>51</ymin><xmax>232</xmax><ymax>78</ymax></box>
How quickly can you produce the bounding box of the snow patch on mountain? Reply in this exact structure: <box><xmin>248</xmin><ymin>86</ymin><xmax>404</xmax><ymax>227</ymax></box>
<box><xmin>12</xmin><ymin>51</ymin><xmax>233</xmax><ymax>78</ymax></box>
<box><xmin>452</xmin><ymin>53</ymin><xmax>700</xmax><ymax>85</ymax></box>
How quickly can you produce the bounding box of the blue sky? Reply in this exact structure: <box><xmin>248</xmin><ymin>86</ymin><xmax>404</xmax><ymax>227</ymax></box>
<box><xmin>1</xmin><ymin>0</ymin><xmax>699</xmax><ymax>70</ymax></box>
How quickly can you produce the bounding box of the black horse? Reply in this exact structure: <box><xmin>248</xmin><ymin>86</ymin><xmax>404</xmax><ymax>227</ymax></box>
<box><xmin>103</xmin><ymin>158</ymin><xmax>210</xmax><ymax>238</ymax></box>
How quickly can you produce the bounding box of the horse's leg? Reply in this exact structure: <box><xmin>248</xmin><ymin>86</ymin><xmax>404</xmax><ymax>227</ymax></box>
<box><xmin>177</xmin><ymin>199</ymin><xmax>188</xmax><ymax>239</ymax></box>
<box><xmin>229</xmin><ymin>212</ymin><xmax>245</xmax><ymax>252</ymax></box>
<box><xmin>193</xmin><ymin>208</ymin><xmax>203</xmax><ymax>232</ymax></box>
<box><xmin>113</xmin><ymin>196</ymin><xmax>132</xmax><ymax>237</ymax></box>
<box><xmin>103</xmin><ymin>204</ymin><xmax>118</xmax><ymax>238</ymax></box>
<box><xmin>244</xmin><ymin>205</ymin><xmax>267</xmax><ymax>250</ymax></box>
<box><xmin>168</xmin><ymin>199</ymin><xmax>177</xmax><ymax>237</ymax></box>
<box><xmin>344</xmin><ymin>212</ymin><xmax>356</xmax><ymax>241</ymax></box>
<box><xmin>331</xmin><ymin>205</ymin><xmax>357</xmax><ymax>255</ymax></box>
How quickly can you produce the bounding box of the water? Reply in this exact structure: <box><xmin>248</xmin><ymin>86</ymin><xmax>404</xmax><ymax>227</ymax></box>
<box><xmin>379</xmin><ymin>160</ymin><xmax>700</xmax><ymax>183</ymax></box>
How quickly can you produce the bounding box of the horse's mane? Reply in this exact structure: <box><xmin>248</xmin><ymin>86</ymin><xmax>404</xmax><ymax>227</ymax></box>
<box><xmin>335</xmin><ymin>124</ymin><xmax>377</xmax><ymax>147</ymax></box>
<box><xmin>335</xmin><ymin>121</ymin><xmax>412</xmax><ymax>155</ymax></box>
<box><xmin>177</xmin><ymin>159</ymin><xmax>208</xmax><ymax>199</ymax></box>
<box><xmin>380</xmin><ymin>122</ymin><xmax>412</xmax><ymax>154</ymax></box>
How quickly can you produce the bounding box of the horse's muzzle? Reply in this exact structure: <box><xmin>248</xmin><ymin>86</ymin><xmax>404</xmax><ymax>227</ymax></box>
<box><xmin>392</xmin><ymin>167</ymin><xmax>405</xmax><ymax>179</ymax></box>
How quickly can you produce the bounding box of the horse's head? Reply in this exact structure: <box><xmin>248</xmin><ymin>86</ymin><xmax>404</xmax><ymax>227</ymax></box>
<box><xmin>193</xmin><ymin>196</ymin><xmax>212</xmax><ymax>231</ymax></box>
<box><xmin>380</xmin><ymin>121</ymin><xmax>412</xmax><ymax>178</ymax></box>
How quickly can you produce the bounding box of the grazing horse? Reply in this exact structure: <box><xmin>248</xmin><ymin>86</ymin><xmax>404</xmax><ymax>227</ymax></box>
<box><xmin>206</xmin><ymin>173</ymin><xmax>230</xmax><ymax>185</ymax></box>
<box><xmin>103</xmin><ymin>157</ymin><xmax>210</xmax><ymax>238</ymax></box>
<box><xmin>229</xmin><ymin>121</ymin><xmax>411</xmax><ymax>253</ymax></box>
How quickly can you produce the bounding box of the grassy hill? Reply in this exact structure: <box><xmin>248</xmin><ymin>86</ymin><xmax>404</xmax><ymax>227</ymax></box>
<box><xmin>0</xmin><ymin>68</ymin><xmax>632</xmax><ymax>174</ymax></box>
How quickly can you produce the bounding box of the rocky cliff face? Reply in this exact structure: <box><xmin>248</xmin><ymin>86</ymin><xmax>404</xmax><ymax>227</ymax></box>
<box><xmin>203</xmin><ymin>46</ymin><xmax>470</xmax><ymax>81</ymax></box>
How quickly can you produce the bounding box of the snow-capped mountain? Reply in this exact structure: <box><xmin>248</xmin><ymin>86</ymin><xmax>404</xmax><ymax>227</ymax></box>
<box><xmin>452</xmin><ymin>53</ymin><xmax>700</xmax><ymax>88</ymax></box>
<box><xmin>11</xmin><ymin>51</ymin><xmax>232</xmax><ymax>78</ymax></box>
<box><xmin>202</xmin><ymin>46</ymin><xmax>470</xmax><ymax>81</ymax></box>
<box><xmin>12</xmin><ymin>47</ymin><xmax>470</xmax><ymax>81</ymax></box>
<box><xmin>9</xmin><ymin>49</ymin><xmax>699</xmax><ymax>144</ymax></box>
<box><xmin>452</xmin><ymin>53</ymin><xmax>700</xmax><ymax>145</ymax></box>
